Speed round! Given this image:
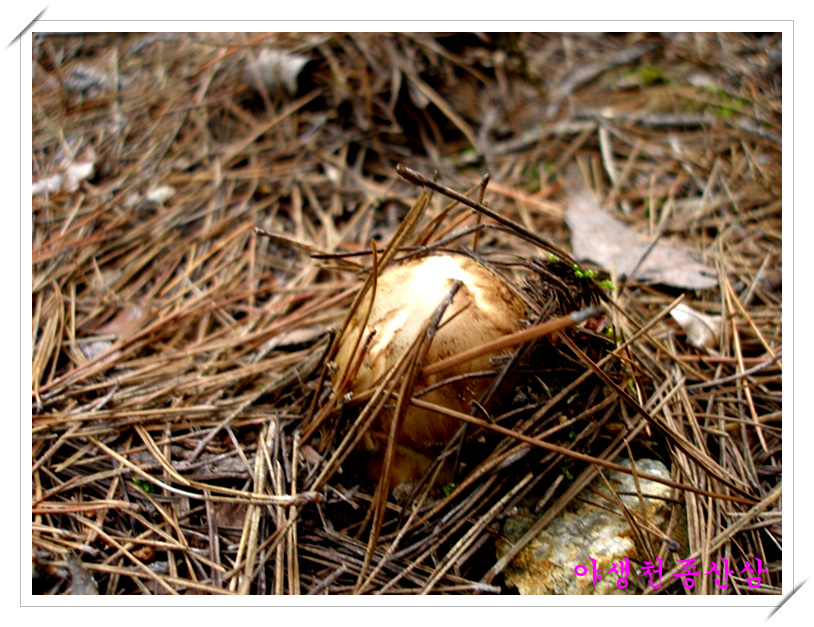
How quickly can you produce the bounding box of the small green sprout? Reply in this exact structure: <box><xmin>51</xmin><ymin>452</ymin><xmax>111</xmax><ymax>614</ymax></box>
<box><xmin>598</xmin><ymin>279</ymin><xmax>616</xmax><ymax>291</ymax></box>
<box><xmin>443</xmin><ymin>483</ymin><xmax>457</xmax><ymax>497</ymax></box>
<box><xmin>562</xmin><ymin>467</ymin><xmax>574</xmax><ymax>481</ymax></box>
<box><xmin>572</xmin><ymin>265</ymin><xmax>598</xmax><ymax>280</ymax></box>
<box><xmin>548</xmin><ymin>252</ymin><xmax>560</xmax><ymax>262</ymax></box>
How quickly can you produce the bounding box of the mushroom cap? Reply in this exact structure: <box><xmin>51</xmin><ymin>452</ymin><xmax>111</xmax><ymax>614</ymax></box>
<box><xmin>333</xmin><ymin>254</ymin><xmax>528</xmax><ymax>452</ymax></box>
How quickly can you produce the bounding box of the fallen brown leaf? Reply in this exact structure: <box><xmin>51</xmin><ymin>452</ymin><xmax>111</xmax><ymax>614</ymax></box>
<box><xmin>65</xmin><ymin>553</ymin><xmax>99</xmax><ymax>595</ymax></box>
<box><xmin>670</xmin><ymin>303</ymin><xmax>721</xmax><ymax>349</ymax></box>
<box><xmin>564</xmin><ymin>172</ymin><xmax>718</xmax><ymax>290</ymax></box>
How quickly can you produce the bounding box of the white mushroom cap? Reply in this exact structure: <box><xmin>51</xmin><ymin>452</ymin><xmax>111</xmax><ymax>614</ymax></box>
<box><xmin>333</xmin><ymin>253</ymin><xmax>528</xmax><ymax>456</ymax></box>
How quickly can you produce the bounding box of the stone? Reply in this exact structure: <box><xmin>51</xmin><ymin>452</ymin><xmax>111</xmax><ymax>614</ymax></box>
<box><xmin>496</xmin><ymin>458</ymin><xmax>676</xmax><ymax>594</ymax></box>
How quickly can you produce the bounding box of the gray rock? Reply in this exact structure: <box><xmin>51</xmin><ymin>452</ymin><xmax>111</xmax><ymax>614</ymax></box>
<box><xmin>496</xmin><ymin>458</ymin><xmax>677</xmax><ymax>594</ymax></box>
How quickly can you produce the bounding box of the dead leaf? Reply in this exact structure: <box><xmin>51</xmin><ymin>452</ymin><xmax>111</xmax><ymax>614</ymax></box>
<box><xmin>145</xmin><ymin>184</ymin><xmax>176</xmax><ymax>204</ymax></box>
<box><xmin>32</xmin><ymin>148</ymin><xmax>96</xmax><ymax>195</ymax></box>
<box><xmin>131</xmin><ymin>545</ymin><xmax>156</xmax><ymax>562</ymax></box>
<box><xmin>670</xmin><ymin>303</ymin><xmax>721</xmax><ymax>349</ymax></box>
<box><xmin>564</xmin><ymin>172</ymin><xmax>718</xmax><ymax>290</ymax></box>
<box><xmin>79</xmin><ymin>340</ymin><xmax>114</xmax><ymax>362</ymax></box>
<box><xmin>215</xmin><ymin>502</ymin><xmax>248</xmax><ymax>529</ymax></box>
<box><xmin>300</xmin><ymin>444</ymin><xmax>323</xmax><ymax>466</ymax></box>
<box><xmin>79</xmin><ymin>301</ymin><xmax>149</xmax><ymax>361</ymax></box>
<box><xmin>65</xmin><ymin>552</ymin><xmax>99</xmax><ymax>595</ymax></box>
<box><xmin>96</xmin><ymin>301</ymin><xmax>150</xmax><ymax>338</ymax></box>
<box><xmin>244</xmin><ymin>48</ymin><xmax>309</xmax><ymax>95</ymax></box>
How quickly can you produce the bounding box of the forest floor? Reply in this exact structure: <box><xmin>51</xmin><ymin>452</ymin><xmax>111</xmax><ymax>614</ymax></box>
<box><xmin>32</xmin><ymin>32</ymin><xmax>782</xmax><ymax>595</ymax></box>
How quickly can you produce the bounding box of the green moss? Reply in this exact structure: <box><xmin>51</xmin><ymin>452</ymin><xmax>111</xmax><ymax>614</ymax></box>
<box><xmin>715</xmin><ymin>106</ymin><xmax>738</xmax><ymax>119</ymax></box>
<box><xmin>696</xmin><ymin>86</ymin><xmax>751</xmax><ymax>118</ymax></box>
<box><xmin>639</xmin><ymin>65</ymin><xmax>665</xmax><ymax>87</ymax></box>
<box><xmin>132</xmin><ymin>477</ymin><xmax>156</xmax><ymax>494</ymax></box>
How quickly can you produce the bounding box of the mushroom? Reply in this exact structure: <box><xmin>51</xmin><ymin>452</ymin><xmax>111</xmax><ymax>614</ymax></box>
<box><xmin>332</xmin><ymin>253</ymin><xmax>528</xmax><ymax>487</ymax></box>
